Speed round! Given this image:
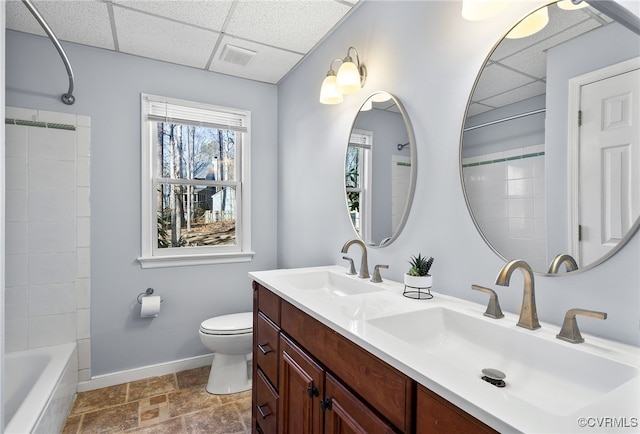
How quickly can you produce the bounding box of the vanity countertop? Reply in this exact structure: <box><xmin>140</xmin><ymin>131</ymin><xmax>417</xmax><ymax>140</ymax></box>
<box><xmin>250</xmin><ymin>265</ymin><xmax>640</xmax><ymax>434</ymax></box>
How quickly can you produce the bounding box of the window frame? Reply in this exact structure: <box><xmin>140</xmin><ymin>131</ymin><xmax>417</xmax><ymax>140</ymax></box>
<box><xmin>138</xmin><ymin>93</ymin><xmax>253</xmax><ymax>268</ymax></box>
<box><xmin>346</xmin><ymin>129</ymin><xmax>373</xmax><ymax>241</ymax></box>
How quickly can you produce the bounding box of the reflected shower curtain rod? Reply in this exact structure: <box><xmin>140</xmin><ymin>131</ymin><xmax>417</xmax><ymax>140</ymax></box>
<box><xmin>22</xmin><ymin>0</ymin><xmax>76</xmax><ymax>105</ymax></box>
<box><xmin>463</xmin><ymin>108</ymin><xmax>545</xmax><ymax>132</ymax></box>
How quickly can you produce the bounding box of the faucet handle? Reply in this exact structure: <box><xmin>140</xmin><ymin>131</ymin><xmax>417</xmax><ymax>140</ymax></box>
<box><xmin>370</xmin><ymin>265</ymin><xmax>389</xmax><ymax>283</ymax></box>
<box><xmin>471</xmin><ymin>285</ymin><xmax>504</xmax><ymax>319</ymax></box>
<box><xmin>342</xmin><ymin>256</ymin><xmax>356</xmax><ymax>275</ymax></box>
<box><xmin>556</xmin><ymin>308</ymin><xmax>607</xmax><ymax>344</ymax></box>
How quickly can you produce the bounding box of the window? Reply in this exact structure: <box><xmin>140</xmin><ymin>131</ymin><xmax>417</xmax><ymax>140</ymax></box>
<box><xmin>345</xmin><ymin>129</ymin><xmax>372</xmax><ymax>240</ymax></box>
<box><xmin>138</xmin><ymin>94</ymin><xmax>253</xmax><ymax>268</ymax></box>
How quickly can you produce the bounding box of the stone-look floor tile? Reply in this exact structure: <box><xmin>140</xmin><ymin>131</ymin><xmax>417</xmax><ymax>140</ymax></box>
<box><xmin>62</xmin><ymin>414</ymin><xmax>81</xmax><ymax>434</ymax></box>
<box><xmin>176</xmin><ymin>366</ymin><xmax>209</xmax><ymax>390</ymax></box>
<box><xmin>128</xmin><ymin>374</ymin><xmax>178</xmax><ymax>401</ymax></box>
<box><xmin>70</xmin><ymin>384</ymin><xmax>128</xmax><ymax>415</ymax></box>
<box><xmin>183</xmin><ymin>404</ymin><xmax>246</xmax><ymax>434</ymax></box>
<box><xmin>139</xmin><ymin>395</ymin><xmax>170</xmax><ymax>428</ymax></box>
<box><xmin>79</xmin><ymin>401</ymin><xmax>139</xmax><ymax>434</ymax></box>
<box><xmin>219</xmin><ymin>390</ymin><xmax>252</xmax><ymax>406</ymax></box>
<box><xmin>168</xmin><ymin>388</ymin><xmax>221</xmax><ymax>418</ymax></box>
<box><xmin>125</xmin><ymin>416</ymin><xmax>187</xmax><ymax>434</ymax></box>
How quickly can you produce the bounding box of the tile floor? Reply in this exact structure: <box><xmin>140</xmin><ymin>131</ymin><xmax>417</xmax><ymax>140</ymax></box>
<box><xmin>62</xmin><ymin>366</ymin><xmax>252</xmax><ymax>434</ymax></box>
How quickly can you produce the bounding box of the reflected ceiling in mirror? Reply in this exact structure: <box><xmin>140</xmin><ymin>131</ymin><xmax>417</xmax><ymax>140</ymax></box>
<box><xmin>345</xmin><ymin>92</ymin><xmax>416</xmax><ymax>248</ymax></box>
<box><xmin>461</xmin><ymin>1</ymin><xmax>640</xmax><ymax>274</ymax></box>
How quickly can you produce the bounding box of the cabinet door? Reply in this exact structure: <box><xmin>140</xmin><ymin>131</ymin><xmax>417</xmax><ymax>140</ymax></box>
<box><xmin>279</xmin><ymin>335</ymin><xmax>324</xmax><ymax>434</ymax></box>
<box><xmin>324</xmin><ymin>373</ymin><xmax>398</xmax><ymax>434</ymax></box>
<box><xmin>416</xmin><ymin>384</ymin><xmax>497</xmax><ymax>434</ymax></box>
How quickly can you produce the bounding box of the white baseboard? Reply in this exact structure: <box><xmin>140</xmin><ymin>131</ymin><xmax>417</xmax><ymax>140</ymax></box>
<box><xmin>77</xmin><ymin>353</ymin><xmax>214</xmax><ymax>392</ymax></box>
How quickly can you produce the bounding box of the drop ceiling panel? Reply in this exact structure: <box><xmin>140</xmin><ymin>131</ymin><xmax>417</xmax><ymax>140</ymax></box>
<box><xmin>6</xmin><ymin>0</ymin><xmax>115</xmax><ymax>50</ymax></box>
<box><xmin>112</xmin><ymin>0</ymin><xmax>234</xmax><ymax>32</ymax></box>
<box><xmin>480</xmin><ymin>81</ymin><xmax>547</xmax><ymax>108</ymax></box>
<box><xmin>225</xmin><ymin>0</ymin><xmax>353</xmax><ymax>53</ymax></box>
<box><xmin>114</xmin><ymin>6</ymin><xmax>219</xmax><ymax>69</ymax></box>
<box><xmin>472</xmin><ymin>63</ymin><xmax>536</xmax><ymax>102</ymax></box>
<box><xmin>209</xmin><ymin>35</ymin><xmax>303</xmax><ymax>84</ymax></box>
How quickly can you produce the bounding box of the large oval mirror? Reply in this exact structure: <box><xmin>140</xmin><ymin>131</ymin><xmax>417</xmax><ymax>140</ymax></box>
<box><xmin>461</xmin><ymin>1</ymin><xmax>640</xmax><ymax>273</ymax></box>
<box><xmin>345</xmin><ymin>92</ymin><xmax>416</xmax><ymax>247</ymax></box>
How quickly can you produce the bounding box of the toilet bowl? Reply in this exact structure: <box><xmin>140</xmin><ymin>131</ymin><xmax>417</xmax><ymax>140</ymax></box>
<box><xmin>199</xmin><ymin>312</ymin><xmax>253</xmax><ymax>394</ymax></box>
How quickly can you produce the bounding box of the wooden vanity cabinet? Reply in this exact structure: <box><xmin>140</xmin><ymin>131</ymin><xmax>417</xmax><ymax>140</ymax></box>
<box><xmin>253</xmin><ymin>281</ymin><xmax>497</xmax><ymax>434</ymax></box>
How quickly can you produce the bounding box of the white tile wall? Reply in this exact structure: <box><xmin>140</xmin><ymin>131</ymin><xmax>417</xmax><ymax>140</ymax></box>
<box><xmin>463</xmin><ymin>145</ymin><xmax>547</xmax><ymax>271</ymax></box>
<box><xmin>4</xmin><ymin>108</ymin><xmax>91</xmax><ymax>379</ymax></box>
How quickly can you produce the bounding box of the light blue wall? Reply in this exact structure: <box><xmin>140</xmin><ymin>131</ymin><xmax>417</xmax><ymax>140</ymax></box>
<box><xmin>277</xmin><ymin>0</ymin><xmax>640</xmax><ymax>346</ymax></box>
<box><xmin>5</xmin><ymin>31</ymin><xmax>278</xmax><ymax>376</ymax></box>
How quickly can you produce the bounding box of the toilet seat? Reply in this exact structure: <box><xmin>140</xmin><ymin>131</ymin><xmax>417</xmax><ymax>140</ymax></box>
<box><xmin>200</xmin><ymin>312</ymin><xmax>253</xmax><ymax>335</ymax></box>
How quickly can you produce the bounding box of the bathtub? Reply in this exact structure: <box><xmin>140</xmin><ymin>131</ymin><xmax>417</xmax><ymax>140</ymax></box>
<box><xmin>4</xmin><ymin>343</ymin><xmax>78</xmax><ymax>434</ymax></box>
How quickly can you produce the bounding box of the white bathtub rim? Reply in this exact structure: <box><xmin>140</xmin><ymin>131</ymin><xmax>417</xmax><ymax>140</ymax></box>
<box><xmin>4</xmin><ymin>342</ymin><xmax>77</xmax><ymax>434</ymax></box>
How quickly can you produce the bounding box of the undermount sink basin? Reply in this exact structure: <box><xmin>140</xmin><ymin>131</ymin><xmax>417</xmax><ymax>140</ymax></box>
<box><xmin>274</xmin><ymin>269</ymin><xmax>385</xmax><ymax>298</ymax></box>
<box><xmin>366</xmin><ymin>307</ymin><xmax>639</xmax><ymax>416</ymax></box>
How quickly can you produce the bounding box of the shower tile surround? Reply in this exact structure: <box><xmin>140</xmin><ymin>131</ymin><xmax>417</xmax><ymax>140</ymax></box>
<box><xmin>4</xmin><ymin>107</ymin><xmax>92</xmax><ymax>381</ymax></box>
<box><xmin>462</xmin><ymin>144</ymin><xmax>547</xmax><ymax>271</ymax></box>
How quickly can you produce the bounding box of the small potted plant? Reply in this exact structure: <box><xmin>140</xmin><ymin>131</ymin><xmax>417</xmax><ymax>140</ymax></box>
<box><xmin>404</xmin><ymin>254</ymin><xmax>434</xmax><ymax>289</ymax></box>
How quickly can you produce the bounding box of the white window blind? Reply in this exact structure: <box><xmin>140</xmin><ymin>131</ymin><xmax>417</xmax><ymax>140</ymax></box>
<box><xmin>145</xmin><ymin>96</ymin><xmax>247</xmax><ymax>132</ymax></box>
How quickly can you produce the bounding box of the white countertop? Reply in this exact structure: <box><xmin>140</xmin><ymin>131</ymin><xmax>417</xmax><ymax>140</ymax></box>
<box><xmin>250</xmin><ymin>265</ymin><xmax>640</xmax><ymax>434</ymax></box>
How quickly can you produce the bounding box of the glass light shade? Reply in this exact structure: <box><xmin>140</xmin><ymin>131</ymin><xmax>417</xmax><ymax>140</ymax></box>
<box><xmin>336</xmin><ymin>61</ymin><xmax>362</xmax><ymax>95</ymax></box>
<box><xmin>461</xmin><ymin>0</ymin><xmax>508</xmax><ymax>21</ymax></box>
<box><xmin>506</xmin><ymin>6</ymin><xmax>549</xmax><ymax>39</ymax></box>
<box><xmin>557</xmin><ymin>0</ymin><xmax>588</xmax><ymax>10</ymax></box>
<box><xmin>370</xmin><ymin>92</ymin><xmax>391</xmax><ymax>103</ymax></box>
<box><xmin>319</xmin><ymin>74</ymin><xmax>343</xmax><ymax>104</ymax></box>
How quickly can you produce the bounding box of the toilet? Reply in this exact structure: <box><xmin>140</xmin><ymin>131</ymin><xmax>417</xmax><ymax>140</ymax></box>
<box><xmin>199</xmin><ymin>312</ymin><xmax>253</xmax><ymax>394</ymax></box>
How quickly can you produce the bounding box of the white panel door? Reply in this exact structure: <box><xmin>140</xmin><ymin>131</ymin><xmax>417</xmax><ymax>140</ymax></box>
<box><xmin>579</xmin><ymin>67</ymin><xmax>639</xmax><ymax>265</ymax></box>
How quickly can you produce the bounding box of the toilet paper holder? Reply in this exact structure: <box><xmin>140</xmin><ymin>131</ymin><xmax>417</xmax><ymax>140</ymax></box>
<box><xmin>137</xmin><ymin>287</ymin><xmax>164</xmax><ymax>304</ymax></box>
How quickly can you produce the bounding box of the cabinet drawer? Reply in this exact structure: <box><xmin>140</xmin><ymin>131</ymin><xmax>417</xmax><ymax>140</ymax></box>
<box><xmin>257</xmin><ymin>284</ymin><xmax>281</xmax><ymax>324</ymax></box>
<box><xmin>255</xmin><ymin>369</ymin><xmax>279</xmax><ymax>434</ymax></box>
<box><xmin>256</xmin><ymin>312</ymin><xmax>280</xmax><ymax>387</ymax></box>
<box><xmin>416</xmin><ymin>384</ymin><xmax>497</xmax><ymax>433</ymax></box>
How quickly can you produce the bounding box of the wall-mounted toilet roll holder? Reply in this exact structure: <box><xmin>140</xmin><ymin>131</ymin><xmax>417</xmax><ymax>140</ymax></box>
<box><xmin>137</xmin><ymin>287</ymin><xmax>164</xmax><ymax>304</ymax></box>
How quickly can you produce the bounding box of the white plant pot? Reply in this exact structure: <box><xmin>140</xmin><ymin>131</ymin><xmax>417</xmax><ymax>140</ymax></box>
<box><xmin>404</xmin><ymin>274</ymin><xmax>432</xmax><ymax>289</ymax></box>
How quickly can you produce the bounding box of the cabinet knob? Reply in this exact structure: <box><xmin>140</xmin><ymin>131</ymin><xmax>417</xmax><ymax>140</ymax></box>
<box><xmin>257</xmin><ymin>343</ymin><xmax>273</xmax><ymax>355</ymax></box>
<box><xmin>320</xmin><ymin>397</ymin><xmax>333</xmax><ymax>411</ymax></box>
<box><xmin>256</xmin><ymin>403</ymin><xmax>272</xmax><ymax>419</ymax></box>
<box><xmin>307</xmin><ymin>385</ymin><xmax>319</xmax><ymax>398</ymax></box>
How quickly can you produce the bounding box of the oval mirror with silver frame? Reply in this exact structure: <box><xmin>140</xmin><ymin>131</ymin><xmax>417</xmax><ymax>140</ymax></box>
<box><xmin>345</xmin><ymin>91</ymin><xmax>416</xmax><ymax>247</ymax></box>
<box><xmin>460</xmin><ymin>0</ymin><xmax>640</xmax><ymax>274</ymax></box>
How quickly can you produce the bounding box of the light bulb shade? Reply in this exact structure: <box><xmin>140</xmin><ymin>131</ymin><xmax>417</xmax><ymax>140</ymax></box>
<box><xmin>461</xmin><ymin>0</ymin><xmax>508</xmax><ymax>21</ymax></box>
<box><xmin>370</xmin><ymin>92</ymin><xmax>391</xmax><ymax>103</ymax></box>
<box><xmin>506</xmin><ymin>6</ymin><xmax>549</xmax><ymax>39</ymax></box>
<box><xmin>319</xmin><ymin>74</ymin><xmax>343</xmax><ymax>104</ymax></box>
<box><xmin>557</xmin><ymin>0</ymin><xmax>588</xmax><ymax>10</ymax></box>
<box><xmin>336</xmin><ymin>61</ymin><xmax>362</xmax><ymax>95</ymax></box>
<box><xmin>360</xmin><ymin>99</ymin><xmax>373</xmax><ymax>111</ymax></box>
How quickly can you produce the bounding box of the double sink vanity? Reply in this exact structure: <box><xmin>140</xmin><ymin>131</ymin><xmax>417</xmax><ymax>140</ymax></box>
<box><xmin>250</xmin><ymin>265</ymin><xmax>639</xmax><ymax>433</ymax></box>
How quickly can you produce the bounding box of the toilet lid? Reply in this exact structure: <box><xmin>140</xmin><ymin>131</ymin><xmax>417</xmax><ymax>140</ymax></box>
<box><xmin>200</xmin><ymin>312</ymin><xmax>253</xmax><ymax>335</ymax></box>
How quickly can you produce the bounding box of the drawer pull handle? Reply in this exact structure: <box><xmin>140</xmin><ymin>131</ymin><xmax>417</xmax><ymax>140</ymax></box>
<box><xmin>257</xmin><ymin>343</ymin><xmax>273</xmax><ymax>355</ymax></box>
<box><xmin>256</xmin><ymin>403</ymin><xmax>272</xmax><ymax>419</ymax></box>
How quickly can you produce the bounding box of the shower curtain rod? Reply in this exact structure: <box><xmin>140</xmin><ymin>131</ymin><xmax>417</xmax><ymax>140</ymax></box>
<box><xmin>22</xmin><ymin>0</ymin><xmax>76</xmax><ymax>105</ymax></box>
<box><xmin>463</xmin><ymin>108</ymin><xmax>545</xmax><ymax>132</ymax></box>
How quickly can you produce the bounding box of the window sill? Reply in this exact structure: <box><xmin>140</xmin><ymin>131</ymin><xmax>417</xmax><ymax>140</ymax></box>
<box><xmin>137</xmin><ymin>251</ymin><xmax>255</xmax><ymax>269</ymax></box>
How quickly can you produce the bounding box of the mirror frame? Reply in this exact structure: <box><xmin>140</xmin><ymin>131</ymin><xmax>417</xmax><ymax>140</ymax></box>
<box><xmin>458</xmin><ymin>0</ymin><xmax>640</xmax><ymax>275</ymax></box>
<box><xmin>345</xmin><ymin>91</ymin><xmax>417</xmax><ymax>248</ymax></box>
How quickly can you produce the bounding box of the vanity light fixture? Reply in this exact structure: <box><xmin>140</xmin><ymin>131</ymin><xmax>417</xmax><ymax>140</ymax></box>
<box><xmin>319</xmin><ymin>47</ymin><xmax>366</xmax><ymax>104</ymax></box>
<box><xmin>461</xmin><ymin>0</ymin><xmax>508</xmax><ymax>21</ymax></box>
<box><xmin>319</xmin><ymin>58</ymin><xmax>344</xmax><ymax>104</ymax></box>
<box><xmin>506</xmin><ymin>6</ymin><xmax>549</xmax><ymax>38</ymax></box>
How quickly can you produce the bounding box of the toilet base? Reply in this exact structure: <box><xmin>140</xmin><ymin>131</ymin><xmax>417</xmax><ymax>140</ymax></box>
<box><xmin>206</xmin><ymin>353</ymin><xmax>252</xmax><ymax>394</ymax></box>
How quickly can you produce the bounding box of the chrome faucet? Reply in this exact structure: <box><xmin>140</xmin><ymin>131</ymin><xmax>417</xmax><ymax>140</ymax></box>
<box><xmin>340</xmin><ymin>239</ymin><xmax>369</xmax><ymax>279</ymax></box>
<box><xmin>495</xmin><ymin>259</ymin><xmax>541</xmax><ymax>330</ymax></box>
<box><xmin>547</xmin><ymin>254</ymin><xmax>579</xmax><ymax>274</ymax></box>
